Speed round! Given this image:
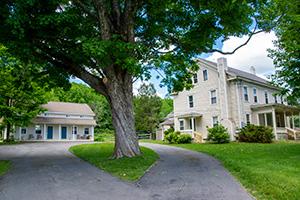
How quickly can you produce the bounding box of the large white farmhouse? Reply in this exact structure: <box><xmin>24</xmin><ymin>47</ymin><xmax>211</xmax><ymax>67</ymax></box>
<box><xmin>158</xmin><ymin>58</ymin><xmax>300</xmax><ymax>141</ymax></box>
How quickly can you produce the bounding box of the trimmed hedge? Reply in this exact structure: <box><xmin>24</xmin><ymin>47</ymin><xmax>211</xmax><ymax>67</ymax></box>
<box><xmin>165</xmin><ymin>131</ymin><xmax>192</xmax><ymax>144</ymax></box>
<box><xmin>238</xmin><ymin>124</ymin><xmax>274</xmax><ymax>143</ymax></box>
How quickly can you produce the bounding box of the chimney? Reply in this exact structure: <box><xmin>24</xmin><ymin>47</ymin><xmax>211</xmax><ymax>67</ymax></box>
<box><xmin>250</xmin><ymin>66</ymin><xmax>256</xmax><ymax>75</ymax></box>
<box><xmin>217</xmin><ymin>57</ymin><xmax>228</xmax><ymax>71</ymax></box>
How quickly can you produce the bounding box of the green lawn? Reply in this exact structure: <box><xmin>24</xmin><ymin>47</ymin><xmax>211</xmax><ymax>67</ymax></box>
<box><xmin>0</xmin><ymin>160</ymin><xmax>11</xmax><ymax>176</ymax></box>
<box><xmin>69</xmin><ymin>143</ymin><xmax>159</xmax><ymax>181</ymax></box>
<box><xmin>142</xmin><ymin>140</ymin><xmax>300</xmax><ymax>200</ymax></box>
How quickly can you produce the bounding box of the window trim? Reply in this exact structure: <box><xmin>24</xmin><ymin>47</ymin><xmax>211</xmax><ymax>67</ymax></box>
<box><xmin>245</xmin><ymin>113</ymin><xmax>251</xmax><ymax>125</ymax></box>
<box><xmin>253</xmin><ymin>88</ymin><xmax>258</xmax><ymax>103</ymax></box>
<box><xmin>265</xmin><ymin>91</ymin><xmax>269</xmax><ymax>104</ymax></box>
<box><xmin>210</xmin><ymin>89</ymin><xmax>217</xmax><ymax>104</ymax></box>
<box><xmin>188</xmin><ymin>95</ymin><xmax>194</xmax><ymax>108</ymax></box>
<box><xmin>243</xmin><ymin>86</ymin><xmax>249</xmax><ymax>102</ymax></box>
<box><xmin>203</xmin><ymin>69</ymin><xmax>208</xmax><ymax>81</ymax></box>
<box><xmin>84</xmin><ymin>127</ymin><xmax>89</xmax><ymax>135</ymax></box>
<box><xmin>179</xmin><ymin>119</ymin><xmax>184</xmax><ymax>130</ymax></box>
<box><xmin>212</xmin><ymin>116</ymin><xmax>218</xmax><ymax>127</ymax></box>
<box><xmin>21</xmin><ymin>128</ymin><xmax>27</xmax><ymax>134</ymax></box>
<box><xmin>193</xmin><ymin>73</ymin><xmax>198</xmax><ymax>84</ymax></box>
<box><xmin>72</xmin><ymin>126</ymin><xmax>78</xmax><ymax>134</ymax></box>
<box><xmin>35</xmin><ymin>125</ymin><xmax>42</xmax><ymax>134</ymax></box>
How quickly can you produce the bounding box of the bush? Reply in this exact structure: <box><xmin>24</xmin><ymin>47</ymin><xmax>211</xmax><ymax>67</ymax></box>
<box><xmin>164</xmin><ymin>127</ymin><xmax>174</xmax><ymax>137</ymax></box>
<box><xmin>165</xmin><ymin>131</ymin><xmax>180</xmax><ymax>144</ymax></box>
<box><xmin>177</xmin><ymin>134</ymin><xmax>192</xmax><ymax>144</ymax></box>
<box><xmin>207</xmin><ymin>124</ymin><xmax>230</xmax><ymax>144</ymax></box>
<box><xmin>94</xmin><ymin>129</ymin><xmax>115</xmax><ymax>142</ymax></box>
<box><xmin>238</xmin><ymin>124</ymin><xmax>274</xmax><ymax>143</ymax></box>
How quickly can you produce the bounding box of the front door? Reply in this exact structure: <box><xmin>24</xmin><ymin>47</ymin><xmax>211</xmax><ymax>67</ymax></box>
<box><xmin>47</xmin><ymin>126</ymin><xmax>53</xmax><ymax>139</ymax></box>
<box><xmin>61</xmin><ymin>127</ymin><xmax>67</xmax><ymax>139</ymax></box>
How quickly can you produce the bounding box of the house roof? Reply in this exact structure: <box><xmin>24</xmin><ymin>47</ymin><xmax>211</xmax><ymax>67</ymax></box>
<box><xmin>32</xmin><ymin>117</ymin><xmax>97</xmax><ymax>126</ymax></box>
<box><xmin>42</xmin><ymin>102</ymin><xmax>95</xmax><ymax>116</ymax></box>
<box><xmin>197</xmin><ymin>58</ymin><xmax>276</xmax><ymax>88</ymax></box>
<box><xmin>251</xmin><ymin>103</ymin><xmax>300</xmax><ymax>113</ymax></box>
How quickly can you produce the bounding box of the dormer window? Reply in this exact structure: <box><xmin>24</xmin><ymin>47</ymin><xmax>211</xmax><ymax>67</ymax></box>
<box><xmin>203</xmin><ymin>69</ymin><xmax>208</xmax><ymax>81</ymax></box>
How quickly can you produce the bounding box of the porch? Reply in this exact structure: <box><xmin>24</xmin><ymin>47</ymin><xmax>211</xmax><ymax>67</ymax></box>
<box><xmin>176</xmin><ymin>112</ymin><xmax>202</xmax><ymax>138</ymax></box>
<box><xmin>251</xmin><ymin>104</ymin><xmax>300</xmax><ymax>140</ymax></box>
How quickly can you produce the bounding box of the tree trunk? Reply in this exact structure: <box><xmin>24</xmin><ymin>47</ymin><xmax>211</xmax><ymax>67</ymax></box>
<box><xmin>105</xmin><ymin>74</ymin><xmax>141</xmax><ymax>158</ymax></box>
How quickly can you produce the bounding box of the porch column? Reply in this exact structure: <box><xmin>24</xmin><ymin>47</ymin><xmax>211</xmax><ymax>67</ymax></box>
<box><xmin>72</xmin><ymin>125</ymin><xmax>75</xmax><ymax>140</ymax></box>
<box><xmin>291</xmin><ymin>113</ymin><xmax>295</xmax><ymax>129</ymax></box>
<box><xmin>191</xmin><ymin>117</ymin><xmax>195</xmax><ymax>137</ymax></box>
<box><xmin>264</xmin><ymin>113</ymin><xmax>267</xmax><ymax>126</ymax></box>
<box><xmin>58</xmin><ymin>125</ymin><xmax>61</xmax><ymax>140</ymax></box>
<box><xmin>284</xmin><ymin>111</ymin><xmax>287</xmax><ymax>127</ymax></box>
<box><xmin>43</xmin><ymin>124</ymin><xmax>47</xmax><ymax>140</ymax></box>
<box><xmin>272</xmin><ymin>108</ymin><xmax>277</xmax><ymax>140</ymax></box>
<box><xmin>91</xmin><ymin>126</ymin><xmax>94</xmax><ymax>141</ymax></box>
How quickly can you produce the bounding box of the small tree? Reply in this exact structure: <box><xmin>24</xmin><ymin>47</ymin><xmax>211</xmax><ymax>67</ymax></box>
<box><xmin>207</xmin><ymin>124</ymin><xmax>230</xmax><ymax>144</ymax></box>
<box><xmin>0</xmin><ymin>46</ymin><xmax>47</xmax><ymax>140</ymax></box>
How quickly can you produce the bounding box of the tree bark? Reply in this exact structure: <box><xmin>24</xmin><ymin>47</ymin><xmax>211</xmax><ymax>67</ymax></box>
<box><xmin>105</xmin><ymin>71</ymin><xmax>141</xmax><ymax>158</ymax></box>
<box><xmin>6</xmin><ymin>122</ymin><xmax>11</xmax><ymax>141</ymax></box>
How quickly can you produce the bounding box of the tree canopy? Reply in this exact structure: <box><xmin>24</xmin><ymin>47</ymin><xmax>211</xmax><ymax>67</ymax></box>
<box><xmin>268</xmin><ymin>1</ymin><xmax>300</xmax><ymax>103</ymax></box>
<box><xmin>0</xmin><ymin>0</ymin><xmax>284</xmax><ymax>158</ymax></box>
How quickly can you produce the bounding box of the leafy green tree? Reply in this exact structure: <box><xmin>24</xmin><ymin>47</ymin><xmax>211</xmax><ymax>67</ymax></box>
<box><xmin>0</xmin><ymin>45</ymin><xmax>47</xmax><ymax>140</ymax></box>
<box><xmin>160</xmin><ymin>98</ymin><xmax>173</xmax><ymax>119</ymax></box>
<box><xmin>0</xmin><ymin>1</ymin><xmax>282</xmax><ymax>157</ymax></box>
<box><xmin>47</xmin><ymin>83</ymin><xmax>113</xmax><ymax>130</ymax></box>
<box><xmin>134</xmin><ymin>83</ymin><xmax>162</xmax><ymax>133</ymax></box>
<box><xmin>268</xmin><ymin>1</ymin><xmax>300</xmax><ymax>103</ymax></box>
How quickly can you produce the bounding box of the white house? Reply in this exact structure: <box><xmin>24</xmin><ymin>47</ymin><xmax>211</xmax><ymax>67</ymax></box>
<box><xmin>13</xmin><ymin>102</ymin><xmax>96</xmax><ymax>141</ymax></box>
<box><xmin>159</xmin><ymin>57</ymin><xmax>300</xmax><ymax>141</ymax></box>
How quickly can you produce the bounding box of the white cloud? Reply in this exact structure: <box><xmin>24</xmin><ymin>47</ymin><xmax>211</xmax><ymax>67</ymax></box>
<box><xmin>207</xmin><ymin>32</ymin><xmax>277</xmax><ymax>79</ymax></box>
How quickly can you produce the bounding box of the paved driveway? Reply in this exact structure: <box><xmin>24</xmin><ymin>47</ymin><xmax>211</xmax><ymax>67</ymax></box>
<box><xmin>0</xmin><ymin>142</ymin><xmax>253</xmax><ymax>200</ymax></box>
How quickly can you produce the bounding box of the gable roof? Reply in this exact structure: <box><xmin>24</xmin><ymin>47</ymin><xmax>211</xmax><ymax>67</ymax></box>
<box><xmin>197</xmin><ymin>58</ymin><xmax>277</xmax><ymax>89</ymax></box>
<box><xmin>43</xmin><ymin>102</ymin><xmax>95</xmax><ymax>116</ymax></box>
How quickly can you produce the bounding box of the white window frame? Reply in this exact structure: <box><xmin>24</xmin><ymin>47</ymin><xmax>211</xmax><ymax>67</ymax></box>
<box><xmin>253</xmin><ymin>88</ymin><xmax>258</xmax><ymax>103</ymax></box>
<box><xmin>21</xmin><ymin>128</ymin><xmax>27</xmax><ymax>134</ymax></box>
<box><xmin>265</xmin><ymin>91</ymin><xmax>269</xmax><ymax>104</ymax></box>
<box><xmin>35</xmin><ymin>125</ymin><xmax>42</xmax><ymax>134</ymax></box>
<box><xmin>245</xmin><ymin>113</ymin><xmax>251</xmax><ymax>125</ymax></box>
<box><xmin>210</xmin><ymin>89</ymin><xmax>217</xmax><ymax>104</ymax></box>
<box><xmin>193</xmin><ymin>73</ymin><xmax>198</xmax><ymax>84</ymax></box>
<box><xmin>84</xmin><ymin>127</ymin><xmax>89</xmax><ymax>135</ymax></box>
<box><xmin>212</xmin><ymin>116</ymin><xmax>218</xmax><ymax>127</ymax></box>
<box><xmin>274</xmin><ymin>95</ymin><xmax>278</xmax><ymax>103</ymax></box>
<box><xmin>188</xmin><ymin>95</ymin><xmax>194</xmax><ymax>108</ymax></box>
<box><xmin>179</xmin><ymin>120</ymin><xmax>184</xmax><ymax>130</ymax></box>
<box><xmin>203</xmin><ymin>69</ymin><xmax>208</xmax><ymax>81</ymax></box>
<box><xmin>72</xmin><ymin>126</ymin><xmax>78</xmax><ymax>134</ymax></box>
<box><xmin>243</xmin><ymin>86</ymin><xmax>249</xmax><ymax>102</ymax></box>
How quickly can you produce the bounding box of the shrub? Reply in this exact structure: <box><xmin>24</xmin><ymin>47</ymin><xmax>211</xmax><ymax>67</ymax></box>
<box><xmin>164</xmin><ymin>127</ymin><xmax>174</xmax><ymax>137</ymax></box>
<box><xmin>207</xmin><ymin>124</ymin><xmax>230</xmax><ymax>144</ymax></box>
<box><xmin>177</xmin><ymin>134</ymin><xmax>192</xmax><ymax>144</ymax></box>
<box><xmin>238</xmin><ymin>124</ymin><xmax>274</xmax><ymax>143</ymax></box>
<box><xmin>165</xmin><ymin>131</ymin><xmax>180</xmax><ymax>144</ymax></box>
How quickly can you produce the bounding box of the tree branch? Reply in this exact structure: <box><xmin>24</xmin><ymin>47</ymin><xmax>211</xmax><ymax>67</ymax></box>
<box><xmin>92</xmin><ymin>0</ymin><xmax>111</xmax><ymax>40</ymax></box>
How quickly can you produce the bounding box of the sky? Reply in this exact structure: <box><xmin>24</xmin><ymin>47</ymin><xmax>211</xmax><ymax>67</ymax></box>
<box><xmin>72</xmin><ymin>31</ymin><xmax>277</xmax><ymax>98</ymax></box>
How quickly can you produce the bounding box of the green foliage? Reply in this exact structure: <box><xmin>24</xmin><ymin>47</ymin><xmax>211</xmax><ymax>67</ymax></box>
<box><xmin>47</xmin><ymin>83</ymin><xmax>113</xmax><ymax>130</ymax></box>
<box><xmin>165</xmin><ymin>131</ymin><xmax>180</xmax><ymax>144</ymax></box>
<box><xmin>163</xmin><ymin>127</ymin><xmax>174</xmax><ymax>136</ymax></box>
<box><xmin>0</xmin><ymin>45</ymin><xmax>48</xmax><ymax>136</ymax></box>
<box><xmin>94</xmin><ymin>128</ymin><xmax>115</xmax><ymax>142</ymax></box>
<box><xmin>69</xmin><ymin>143</ymin><xmax>159</xmax><ymax>181</ymax></box>
<box><xmin>238</xmin><ymin>124</ymin><xmax>274</xmax><ymax>143</ymax></box>
<box><xmin>159</xmin><ymin>98</ymin><xmax>173</xmax><ymax>119</ymax></box>
<box><xmin>134</xmin><ymin>83</ymin><xmax>162</xmax><ymax>132</ymax></box>
<box><xmin>268</xmin><ymin>1</ymin><xmax>300</xmax><ymax>102</ymax></box>
<box><xmin>207</xmin><ymin>124</ymin><xmax>230</xmax><ymax>144</ymax></box>
<box><xmin>0</xmin><ymin>160</ymin><xmax>11</xmax><ymax>176</ymax></box>
<box><xmin>177</xmin><ymin>134</ymin><xmax>192</xmax><ymax>144</ymax></box>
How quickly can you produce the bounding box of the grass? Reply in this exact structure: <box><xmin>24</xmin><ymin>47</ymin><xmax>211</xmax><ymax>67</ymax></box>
<box><xmin>94</xmin><ymin>133</ymin><xmax>115</xmax><ymax>143</ymax></box>
<box><xmin>0</xmin><ymin>140</ymin><xmax>20</xmax><ymax>145</ymax></box>
<box><xmin>0</xmin><ymin>160</ymin><xmax>11</xmax><ymax>176</ymax></box>
<box><xmin>69</xmin><ymin>143</ymin><xmax>159</xmax><ymax>181</ymax></box>
<box><xmin>142</xmin><ymin>140</ymin><xmax>300</xmax><ymax>200</ymax></box>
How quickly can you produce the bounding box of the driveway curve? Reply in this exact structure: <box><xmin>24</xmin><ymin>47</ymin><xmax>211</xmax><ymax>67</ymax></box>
<box><xmin>0</xmin><ymin>142</ymin><xmax>253</xmax><ymax>200</ymax></box>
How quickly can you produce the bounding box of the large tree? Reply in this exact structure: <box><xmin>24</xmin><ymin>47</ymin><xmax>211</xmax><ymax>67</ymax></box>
<box><xmin>0</xmin><ymin>0</ymin><xmax>282</xmax><ymax>158</ymax></box>
<box><xmin>268</xmin><ymin>0</ymin><xmax>300</xmax><ymax>103</ymax></box>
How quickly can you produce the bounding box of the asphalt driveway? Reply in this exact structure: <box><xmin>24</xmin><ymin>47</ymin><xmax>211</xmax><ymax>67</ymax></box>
<box><xmin>0</xmin><ymin>142</ymin><xmax>253</xmax><ymax>200</ymax></box>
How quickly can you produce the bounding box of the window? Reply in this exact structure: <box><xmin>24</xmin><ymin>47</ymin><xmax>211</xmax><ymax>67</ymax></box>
<box><xmin>193</xmin><ymin>73</ymin><xmax>198</xmax><ymax>84</ymax></box>
<box><xmin>189</xmin><ymin>118</ymin><xmax>193</xmax><ymax>130</ymax></box>
<box><xmin>243</xmin><ymin>86</ymin><xmax>248</xmax><ymax>101</ymax></box>
<box><xmin>253</xmin><ymin>88</ymin><xmax>258</xmax><ymax>103</ymax></box>
<box><xmin>274</xmin><ymin>95</ymin><xmax>278</xmax><ymax>103</ymax></box>
<box><xmin>179</xmin><ymin>120</ymin><xmax>184</xmax><ymax>130</ymax></box>
<box><xmin>21</xmin><ymin>128</ymin><xmax>27</xmax><ymax>134</ymax></box>
<box><xmin>280</xmin><ymin>96</ymin><xmax>283</xmax><ymax>104</ymax></box>
<box><xmin>72</xmin><ymin>126</ymin><xmax>78</xmax><ymax>134</ymax></box>
<box><xmin>246</xmin><ymin>114</ymin><xmax>250</xmax><ymax>125</ymax></box>
<box><xmin>35</xmin><ymin>125</ymin><xmax>41</xmax><ymax>134</ymax></box>
<box><xmin>84</xmin><ymin>128</ymin><xmax>89</xmax><ymax>135</ymax></box>
<box><xmin>265</xmin><ymin>91</ymin><xmax>269</xmax><ymax>104</ymax></box>
<box><xmin>210</xmin><ymin>90</ymin><xmax>217</xmax><ymax>104</ymax></box>
<box><xmin>212</xmin><ymin>116</ymin><xmax>218</xmax><ymax>127</ymax></box>
<box><xmin>203</xmin><ymin>69</ymin><xmax>208</xmax><ymax>81</ymax></box>
<box><xmin>188</xmin><ymin>95</ymin><xmax>194</xmax><ymax>108</ymax></box>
